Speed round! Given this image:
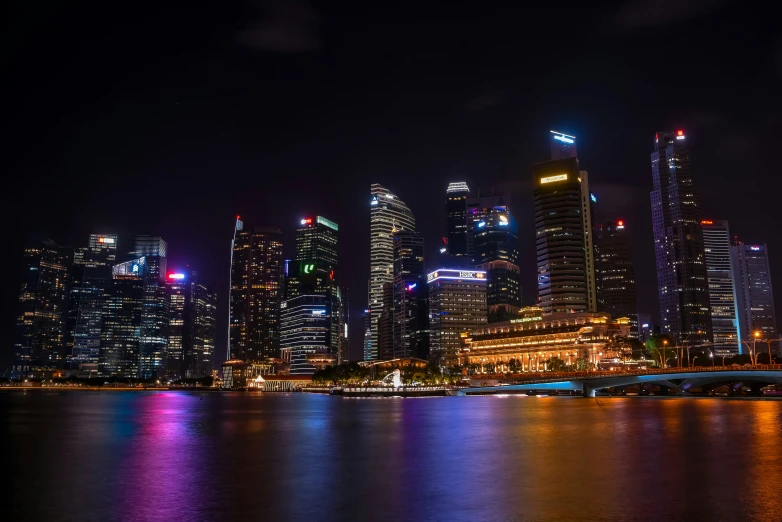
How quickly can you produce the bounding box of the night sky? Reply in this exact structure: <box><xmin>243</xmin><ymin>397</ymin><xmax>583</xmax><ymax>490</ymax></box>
<box><xmin>3</xmin><ymin>0</ymin><xmax>781</xmax><ymax>368</ymax></box>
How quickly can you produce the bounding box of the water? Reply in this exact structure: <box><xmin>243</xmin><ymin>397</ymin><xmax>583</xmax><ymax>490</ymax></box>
<box><xmin>4</xmin><ymin>391</ymin><xmax>782</xmax><ymax>522</ymax></box>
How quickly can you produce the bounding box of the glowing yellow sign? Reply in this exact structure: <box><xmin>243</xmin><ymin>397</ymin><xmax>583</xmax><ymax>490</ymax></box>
<box><xmin>540</xmin><ymin>174</ymin><xmax>568</xmax><ymax>184</ymax></box>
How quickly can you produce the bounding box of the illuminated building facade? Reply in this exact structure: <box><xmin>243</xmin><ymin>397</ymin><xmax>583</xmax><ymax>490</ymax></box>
<box><xmin>459</xmin><ymin>311</ymin><xmax>630</xmax><ymax>370</ymax></box>
<box><xmin>13</xmin><ymin>237</ymin><xmax>72</xmax><ymax>377</ymax></box>
<box><xmin>280</xmin><ymin>294</ymin><xmax>337</xmax><ymax>374</ymax></box>
<box><xmin>465</xmin><ymin>190</ymin><xmax>512</xmax><ymax>264</ymax></box>
<box><xmin>393</xmin><ymin>230</ymin><xmax>428</xmax><ymax>359</ymax></box>
<box><xmin>427</xmin><ymin>269</ymin><xmax>487</xmax><ymax>365</ymax></box>
<box><xmin>379</xmin><ymin>282</ymin><xmax>394</xmax><ymax>360</ymax></box>
<box><xmin>68</xmin><ymin>234</ymin><xmax>118</xmax><ymax>367</ymax></box>
<box><xmin>701</xmin><ymin>220</ymin><xmax>740</xmax><ymax>356</ymax></box>
<box><xmin>474</xmin><ymin>208</ymin><xmax>521</xmax><ymax>322</ymax></box>
<box><xmin>186</xmin><ymin>275</ymin><xmax>217</xmax><ymax>378</ymax></box>
<box><xmin>229</xmin><ymin>225</ymin><xmax>284</xmax><ymax>361</ymax></box>
<box><xmin>550</xmin><ymin>130</ymin><xmax>577</xmax><ymax>160</ymax></box>
<box><xmin>533</xmin><ymin>156</ymin><xmax>596</xmax><ymax>315</ymax></box>
<box><xmin>368</xmin><ymin>184</ymin><xmax>416</xmax><ymax>360</ymax></box>
<box><xmin>650</xmin><ymin>130</ymin><xmax>711</xmax><ymax>344</ymax></box>
<box><xmin>99</xmin><ymin>274</ymin><xmax>143</xmax><ymax>378</ymax></box>
<box><xmin>166</xmin><ymin>274</ymin><xmax>187</xmax><ymax>379</ymax></box>
<box><xmin>446</xmin><ymin>182</ymin><xmax>469</xmax><ymax>259</ymax></box>
<box><xmin>286</xmin><ymin>216</ymin><xmax>342</xmax><ymax>358</ymax></box>
<box><xmin>732</xmin><ymin>241</ymin><xmax>778</xmax><ymax>352</ymax></box>
<box><xmin>595</xmin><ymin>220</ymin><xmax>638</xmax><ymax>337</ymax></box>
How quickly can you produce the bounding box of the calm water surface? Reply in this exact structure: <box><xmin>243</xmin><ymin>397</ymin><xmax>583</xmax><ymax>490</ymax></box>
<box><xmin>4</xmin><ymin>391</ymin><xmax>782</xmax><ymax>522</ymax></box>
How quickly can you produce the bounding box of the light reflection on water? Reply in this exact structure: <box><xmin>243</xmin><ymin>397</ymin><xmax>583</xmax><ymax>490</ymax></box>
<box><xmin>4</xmin><ymin>392</ymin><xmax>782</xmax><ymax>522</ymax></box>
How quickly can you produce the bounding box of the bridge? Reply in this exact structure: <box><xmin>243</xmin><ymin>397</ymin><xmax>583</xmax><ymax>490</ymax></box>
<box><xmin>458</xmin><ymin>366</ymin><xmax>782</xmax><ymax>397</ymax></box>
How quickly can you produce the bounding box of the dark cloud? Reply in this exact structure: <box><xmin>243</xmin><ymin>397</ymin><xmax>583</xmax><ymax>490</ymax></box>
<box><xmin>237</xmin><ymin>0</ymin><xmax>321</xmax><ymax>53</ymax></box>
<box><xmin>614</xmin><ymin>0</ymin><xmax>733</xmax><ymax>29</ymax></box>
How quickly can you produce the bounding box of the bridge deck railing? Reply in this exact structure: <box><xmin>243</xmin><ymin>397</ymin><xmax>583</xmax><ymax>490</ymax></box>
<box><xmin>471</xmin><ymin>365</ymin><xmax>782</xmax><ymax>385</ymax></box>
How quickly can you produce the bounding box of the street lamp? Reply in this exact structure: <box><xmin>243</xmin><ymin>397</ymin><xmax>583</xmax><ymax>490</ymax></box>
<box><xmin>662</xmin><ymin>339</ymin><xmax>668</xmax><ymax>369</ymax></box>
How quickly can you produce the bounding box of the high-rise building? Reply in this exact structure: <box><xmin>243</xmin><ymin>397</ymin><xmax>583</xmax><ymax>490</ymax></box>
<box><xmin>368</xmin><ymin>184</ymin><xmax>415</xmax><ymax>360</ymax></box>
<box><xmin>13</xmin><ymin>237</ymin><xmax>72</xmax><ymax>377</ymax></box>
<box><xmin>100</xmin><ymin>270</ymin><xmax>144</xmax><ymax>379</ymax></box>
<box><xmin>286</xmin><ymin>216</ymin><xmax>341</xmax><ymax>357</ymax></box>
<box><xmin>446</xmin><ymin>182</ymin><xmax>470</xmax><ymax>259</ymax></box>
<box><xmin>595</xmin><ymin>220</ymin><xmax>638</xmax><ymax>337</ymax></box>
<box><xmin>732</xmin><ymin>241</ymin><xmax>778</xmax><ymax>353</ymax></box>
<box><xmin>465</xmin><ymin>190</ymin><xmax>512</xmax><ymax>264</ymax></box>
<box><xmin>473</xmin><ymin>207</ymin><xmax>521</xmax><ymax>322</ymax></box>
<box><xmin>650</xmin><ymin>130</ymin><xmax>711</xmax><ymax>344</ymax></box>
<box><xmin>392</xmin><ymin>230</ymin><xmax>428</xmax><ymax>359</ymax></box>
<box><xmin>701</xmin><ymin>220</ymin><xmax>740</xmax><ymax>356</ymax></box>
<box><xmin>229</xmin><ymin>224</ymin><xmax>284</xmax><ymax>361</ymax></box>
<box><xmin>68</xmin><ymin>234</ymin><xmax>118</xmax><ymax>368</ymax></box>
<box><xmin>533</xmin><ymin>156</ymin><xmax>596</xmax><ymax>315</ymax></box>
<box><xmin>550</xmin><ymin>130</ymin><xmax>577</xmax><ymax>160</ymax></box>
<box><xmin>378</xmin><ymin>282</ymin><xmax>394</xmax><ymax>360</ymax></box>
<box><xmin>427</xmin><ymin>268</ymin><xmax>487</xmax><ymax>365</ymax></box>
<box><xmin>281</xmin><ymin>294</ymin><xmax>336</xmax><ymax>374</ymax></box>
<box><xmin>337</xmin><ymin>288</ymin><xmax>349</xmax><ymax>364</ymax></box>
<box><xmin>185</xmin><ymin>273</ymin><xmax>217</xmax><ymax>378</ymax></box>
<box><xmin>129</xmin><ymin>236</ymin><xmax>167</xmax><ymax>278</ymax></box>
<box><xmin>166</xmin><ymin>273</ymin><xmax>188</xmax><ymax>379</ymax></box>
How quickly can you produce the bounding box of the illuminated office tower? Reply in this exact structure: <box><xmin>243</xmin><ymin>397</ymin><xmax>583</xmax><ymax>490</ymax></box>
<box><xmin>166</xmin><ymin>273</ymin><xmax>187</xmax><ymax>379</ymax></box>
<box><xmin>701</xmin><ymin>220</ymin><xmax>740</xmax><ymax>356</ymax></box>
<box><xmin>99</xmin><ymin>271</ymin><xmax>143</xmax><ymax>378</ymax></box>
<box><xmin>13</xmin><ymin>237</ymin><xmax>72</xmax><ymax>377</ymax></box>
<box><xmin>229</xmin><ymin>225</ymin><xmax>284</xmax><ymax>361</ymax></box>
<box><xmin>287</xmin><ymin>216</ymin><xmax>341</xmax><ymax>357</ymax></box>
<box><xmin>474</xmin><ymin>208</ymin><xmax>521</xmax><ymax>322</ymax></box>
<box><xmin>427</xmin><ymin>269</ymin><xmax>487</xmax><ymax>365</ymax></box>
<box><xmin>393</xmin><ymin>230</ymin><xmax>428</xmax><ymax>359</ymax></box>
<box><xmin>378</xmin><ymin>282</ymin><xmax>394</xmax><ymax>360</ymax></box>
<box><xmin>69</xmin><ymin>234</ymin><xmax>118</xmax><ymax>367</ymax></box>
<box><xmin>186</xmin><ymin>274</ymin><xmax>217</xmax><ymax>378</ymax></box>
<box><xmin>732</xmin><ymin>240</ymin><xmax>778</xmax><ymax>353</ymax></box>
<box><xmin>650</xmin><ymin>130</ymin><xmax>711</xmax><ymax>344</ymax></box>
<box><xmin>550</xmin><ymin>130</ymin><xmax>577</xmax><ymax>160</ymax></box>
<box><xmin>446</xmin><ymin>182</ymin><xmax>469</xmax><ymax>259</ymax></box>
<box><xmin>595</xmin><ymin>220</ymin><xmax>638</xmax><ymax>337</ymax></box>
<box><xmin>126</xmin><ymin>236</ymin><xmax>169</xmax><ymax>379</ymax></box>
<box><xmin>465</xmin><ymin>190</ymin><xmax>511</xmax><ymax>264</ymax></box>
<box><xmin>281</xmin><ymin>294</ymin><xmax>335</xmax><ymax>374</ymax></box>
<box><xmin>368</xmin><ymin>184</ymin><xmax>415</xmax><ymax>360</ymax></box>
<box><xmin>533</xmin><ymin>156</ymin><xmax>596</xmax><ymax>315</ymax></box>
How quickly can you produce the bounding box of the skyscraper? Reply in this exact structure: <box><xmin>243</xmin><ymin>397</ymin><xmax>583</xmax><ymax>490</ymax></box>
<box><xmin>392</xmin><ymin>230</ymin><xmax>428</xmax><ymax>359</ymax></box>
<box><xmin>13</xmin><ymin>237</ymin><xmax>71</xmax><ymax>377</ymax></box>
<box><xmin>185</xmin><ymin>273</ymin><xmax>217</xmax><ymax>378</ymax></box>
<box><xmin>281</xmin><ymin>294</ymin><xmax>336</xmax><ymax>374</ymax></box>
<box><xmin>465</xmin><ymin>190</ymin><xmax>512</xmax><ymax>264</ymax></box>
<box><xmin>595</xmin><ymin>220</ymin><xmax>638</xmax><ymax>337</ymax></box>
<box><xmin>368</xmin><ymin>184</ymin><xmax>415</xmax><ymax>360</ymax></box>
<box><xmin>732</xmin><ymin>241</ymin><xmax>777</xmax><ymax>352</ymax></box>
<box><xmin>550</xmin><ymin>130</ymin><xmax>577</xmax><ymax>160</ymax></box>
<box><xmin>650</xmin><ymin>130</ymin><xmax>711</xmax><ymax>344</ymax></box>
<box><xmin>701</xmin><ymin>220</ymin><xmax>740</xmax><ymax>356</ymax></box>
<box><xmin>166</xmin><ymin>273</ymin><xmax>188</xmax><ymax>379</ymax></box>
<box><xmin>446</xmin><ymin>182</ymin><xmax>469</xmax><ymax>259</ymax></box>
<box><xmin>427</xmin><ymin>268</ymin><xmax>487</xmax><ymax>365</ymax></box>
<box><xmin>69</xmin><ymin>234</ymin><xmax>118</xmax><ymax>368</ymax></box>
<box><xmin>286</xmin><ymin>216</ymin><xmax>341</xmax><ymax>356</ymax></box>
<box><xmin>100</xmin><ymin>267</ymin><xmax>144</xmax><ymax>379</ymax></box>
<box><xmin>474</xmin><ymin>208</ymin><xmax>521</xmax><ymax>322</ymax></box>
<box><xmin>229</xmin><ymin>225</ymin><xmax>284</xmax><ymax>361</ymax></box>
<box><xmin>533</xmin><ymin>156</ymin><xmax>596</xmax><ymax>315</ymax></box>
<box><xmin>126</xmin><ymin>236</ymin><xmax>169</xmax><ymax>380</ymax></box>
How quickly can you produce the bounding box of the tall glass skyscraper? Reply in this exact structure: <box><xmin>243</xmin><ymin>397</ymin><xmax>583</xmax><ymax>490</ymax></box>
<box><xmin>474</xmin><ymin>208</ymin><xmax>521</xmax><ymax>322</ymax></box>
<box><xmin>701</xmin><ymin>220</ymin><xmax>740</xmax><ymax>356</ymax></box>
<box><xmin>732</xmin><ymin>240</ymin><xmax>778</xmax><ymax>353</ymax></box>
<box><xmin>466</xmin><ymin>190</ymin><xmax>512</xmax><ymax>264</ymax></box>
<box><xmin>392</xmin><ymin>230</ymin><xmax>428</xmax><ymax>359</ymax></box>
<box><xmin>533</xmin><ymin>156</ymin><xmax>596</xmax><ymax>315</ymax></box>
<box><xmin>650</xmin><ymin>130</ymin><xmax>711</xmax><ymax>344</ymax></box>
<box><xmin>100</xmin><ymin>271</ymin><xmax>144</xmax><ymax>378</ymax></box>
<box><xmin>69</xmin><ymin>234</ymin><xmax>118</xmax><ymax>367</ymax></box>
<box><xmin>595</xmin><ymin>220</ymin><xmax>638</xmax><ymax>337</ymax></box>
<box><xmin>446</xmin><ymin>182</ymin><xmax>469</xmax><ymax>259</ymax></box>
<box><xmin>368</xmin><ymin>184</ymin><xmax>415</xmax><ymax>360</ymax></box>
<box><xmin>229</xmin><ymin>225</ymin><xmax>284</xmax><ymax>361</ymax></box>
<box><xmin>281</xmin><ymin>294</ymin><xmax>334</xmax><ymax>374</ymax></box>
<box><xmin>13</xmin><ymin>237</ymin><xmax>72</xmax><ymax>377</ymax></box>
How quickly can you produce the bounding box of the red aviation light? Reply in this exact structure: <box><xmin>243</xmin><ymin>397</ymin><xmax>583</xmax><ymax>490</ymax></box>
<box><xmin>677</xmin><ymin>130</ymin><xmax>684</xmax><ymax>136</ymax></box>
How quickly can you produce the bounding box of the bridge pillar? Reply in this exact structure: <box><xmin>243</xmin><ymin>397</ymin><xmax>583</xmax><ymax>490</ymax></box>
<box><xmin>581</xmin><ymin>382</ymin><xmax>595</xmax><ymax>398</ymax></box>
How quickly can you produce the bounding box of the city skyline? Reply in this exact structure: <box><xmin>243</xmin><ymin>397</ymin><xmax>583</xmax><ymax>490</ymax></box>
<box><xmin>3</xmin><ymin>3</ymin><xmax>782</xmax><ymax>368</ymax></box>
